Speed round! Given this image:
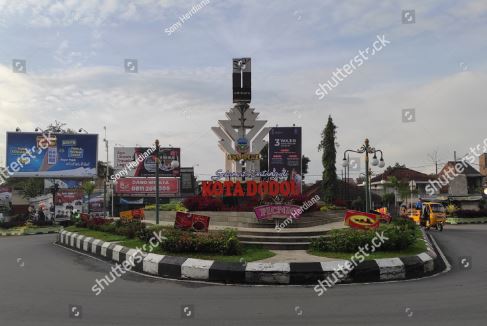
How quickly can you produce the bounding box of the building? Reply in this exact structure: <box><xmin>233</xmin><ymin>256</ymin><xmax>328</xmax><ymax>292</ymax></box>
<box><xmin>369</xmin><ymin>166</ymin><xmax>435</xmax><ymax>206</ymax></box>
<box><xmin>435</xmin><ymin>161</ymin><xmax>484</xmax><ymax>210</ymax></box>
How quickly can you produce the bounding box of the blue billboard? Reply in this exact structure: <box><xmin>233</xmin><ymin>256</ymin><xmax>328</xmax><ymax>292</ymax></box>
<box><xmin>5</xmin><ymin>132</ymin><xmax>98</xmax><ymax>178</ymax></box>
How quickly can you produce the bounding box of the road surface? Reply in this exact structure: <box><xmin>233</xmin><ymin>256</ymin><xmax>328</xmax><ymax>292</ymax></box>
<box><xmin>0</xmin><ymin>224</ymin><xmax>485</xmax><ymax>325</ymax></box>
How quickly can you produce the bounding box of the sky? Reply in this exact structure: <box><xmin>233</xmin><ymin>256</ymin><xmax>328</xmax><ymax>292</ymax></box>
<box><xmin>0</xmin><ymin>0</ymin><xmax>487</xmax><ymax>183</ymax></box>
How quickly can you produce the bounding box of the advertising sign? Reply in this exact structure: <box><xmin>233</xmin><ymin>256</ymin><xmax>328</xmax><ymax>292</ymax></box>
<box><xmin>175</xmin><ymin>211</ymin><xmax>210</xmax><ymax>232</ymax></box>
<box><xmin>6</xmin><ymin>132</ymin><xmax>98</xmax><ymax>178</ymax></box>
<box><xmin>254</xmin><ymin>204</ymin><xmax>302</xmax><ymax>220</ymax></box>
<box><xmin>114</xmin><ymin>147</ymin><xmax>180</xmax><ymax>177</ymax></box>
<box><xmin>55</xmin><ymin>189</ymin><xmax>83</xmax><ymax>205</ymax></box>
<box><xmin>119</xmin><ymin>208</ymin><xmax>145</xmax><ymax>220</ymax></box>
<box><xmin>344</xmin><ymin>210</ymin><xmax>380</xmax><ymax>229</ymax></box>
<box><xmin>202</xmin><ymin>180</ymin><xmax>299</xmax><ymax>197</ymax></box>
<box><xmin>180</xmin><ymin>167</ymin><xmax>195</xmax><ymax>194</ymax></box>
<box><xmin>232</xmin><ymin>57</ymin><xmax>251</xmax><ymax>103</ymax></box>
<box><xmin>268</xmin><ymin>127</ymin><xmax>302</xmax><ymax>192</ymax></box>
<box><xmin>44</xmin><ymin>179</ymin><xmax>82</xmax><ymax>189</ymax></box>
<box><xmin>115</xmin><ymin>177</ymin><xmax>179</xmax><ymax>196</ymax></box>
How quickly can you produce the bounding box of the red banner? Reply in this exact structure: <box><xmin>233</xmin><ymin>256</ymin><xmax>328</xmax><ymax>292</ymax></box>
<box><xmin>56</xmin><ymin>189</ymin><xmax>83</xmax><ymax>204</ymax></box>
<box><xmin>115</xmin><ymin>178</ymin><xmax>179</xmax><ymax>195</ymax></box>
<box><xmin>175</xmin><ymin>212</ymin><xmax>210</xmax><ymax>232</ymax></box>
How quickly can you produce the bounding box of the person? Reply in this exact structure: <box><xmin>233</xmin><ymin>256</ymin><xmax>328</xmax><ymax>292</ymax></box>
<box><xmin>38</xmin><ymin>208</ymin><xmax>46</xmax><ymax>223</ymax></box>
<box><xmin>421</xmin><ymin>206</ymin><xmax>430</xmax><ymax>227</ymax></box>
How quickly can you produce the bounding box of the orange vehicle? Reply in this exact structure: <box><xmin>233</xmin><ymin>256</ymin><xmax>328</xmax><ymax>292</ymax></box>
<box><xmin>408</xmin><ymin>202</ymin><xmax>446</xmax><ymax>231</ymax></box>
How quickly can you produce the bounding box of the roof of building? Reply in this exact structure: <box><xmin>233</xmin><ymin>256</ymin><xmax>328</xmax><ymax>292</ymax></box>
<box><xmin>439</xmin><ymin>161</ymin><xmax>482</xmax><ymax>177</ymax></box>
<box><xmin>370</xmin><ymin>167</ymin><xmax>433</xmax><ymax>183</ymax></box>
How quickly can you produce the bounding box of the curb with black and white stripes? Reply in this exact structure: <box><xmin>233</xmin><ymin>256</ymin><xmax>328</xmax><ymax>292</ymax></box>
<box><xmin>58</xmin><ymin>230</ymin><xmax>441</xmax><ymax>285</ymax></box>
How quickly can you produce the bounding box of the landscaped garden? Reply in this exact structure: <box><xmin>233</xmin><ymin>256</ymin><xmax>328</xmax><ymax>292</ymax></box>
<box><xmin>65</xmin><ymin>217</ymin><xmax>275</xmax><ymax>263</ymax></box>
<box><xmin>445</xmin><ymin>205</ymin><xmax>487</xmax><ymax>224</ymax></box>
<box><xmin>308</xmin><ymin>218</ymin><xmax>427</xmax><ymax>260</ymax></box>
<box><xmin>0</xmin><ymin>215</ymin><xmax>62</xmax><ymax>235</ymax></box>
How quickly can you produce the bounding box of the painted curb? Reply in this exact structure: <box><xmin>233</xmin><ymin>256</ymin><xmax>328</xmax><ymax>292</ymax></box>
<box><xmin>57</xmin><ymin>230</ymin><xmax>440</xmax><ymax>285</ymax></box>
<box><xmin>446</xmin><ymin>217</ymin><xmax>487</xmax><ymax>224</ymax></box>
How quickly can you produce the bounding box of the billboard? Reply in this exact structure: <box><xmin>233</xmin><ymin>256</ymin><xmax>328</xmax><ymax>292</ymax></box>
<box><xmin>180</xmin><ymin>167</ymin><xmax>195</xmax><ymax>194</ymax></box>
<box><xmin>5</xmin><ymin>132</ymin><xmax>98</xmax><ymax>178</ymax></box>
<box><xmin>114</xmin><ymin>147</ymin><xmax>180</xmax><ymax>178</ymax></box>
<box><xmin>268</xmin><ymin>127</ymin><xmax>302</xmax><ymax>190</ymax></box>
<box><xmin>44</xmin><ymin>179</ymin><xmax>82</xmax><ymax>189</ymax></box>
<box><xmin>115</xmin><ymin>177</ymin><xmax>179</xmax><ymax>196</ymax></box>
<box><xmin>233</xmin><ymin>58</ymin><xmax>251</xmax><ymax>103</ymax></box>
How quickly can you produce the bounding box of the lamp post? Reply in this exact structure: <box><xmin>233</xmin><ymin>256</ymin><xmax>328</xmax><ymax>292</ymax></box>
<box><xmin>103</xmin><ymin>126</ymin><xmax>109</xmax><ymax>218</ymax></box>
<box><xmin>342</xmin><ymin>138</ymin><xmax>385</xmax><ymax>213</ymax></box>
<box><xmin>155</xmin><ymin>139</ymin><xmax>160</xmax><ymax>225</ymax></box>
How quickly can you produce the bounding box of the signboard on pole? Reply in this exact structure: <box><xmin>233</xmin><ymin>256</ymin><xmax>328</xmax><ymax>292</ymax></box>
<box><xmin>5</xmin><ymin>132</ymin><xmax>98</xmax><ymax>178</ymax></box>
<box><xmin>114</xmin><ymin>147</ymin><xmax>180</xmax><ymax>177</ymax></box>
<box><xmin>115</xmin><ymin>177</ymin><xmax>179</xmax><ymax>196</ymax></box>
<box><xmin>174</xmin><ymin>211</ymin><xmax>210</xmax><ymax>232</ymax></box>
<box><xmin>268</xmin><ymin>127</ymin><xmax>302</xmax><ymax>192</ymax></box>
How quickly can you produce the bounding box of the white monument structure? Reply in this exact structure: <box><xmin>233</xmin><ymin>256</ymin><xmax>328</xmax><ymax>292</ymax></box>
<box><xmin>212</xmin><ymin>58</ymin><xmax>270</xmax><ymax>174</ymax></box>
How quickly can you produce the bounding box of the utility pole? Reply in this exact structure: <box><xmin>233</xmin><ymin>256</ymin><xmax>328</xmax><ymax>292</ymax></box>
<box><xmin>428</xmin><ymin>149</ymin><xmax>440</xmax><ymax>175</ymax></box>
<box><xmin>155</xmin><ymin>139</ymin><xmax>160</xmax><ymax>225</ymax></box>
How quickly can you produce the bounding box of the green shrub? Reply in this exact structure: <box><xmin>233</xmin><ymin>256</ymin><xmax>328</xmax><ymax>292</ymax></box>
<box><xmin>160</xmin><ymin>228</ymin><xmax>242</xmax><ymax>255</ymax></box>
<box><xmin>113</xmin><ymin>220</ymin><xmax>146</xmax><ymax>239</ymax></box>
<box><xmin>310</xmin><ymin>222</ymin><xmax>418</xmax><ymax>253</ymax></box>
<box><xmin>144</xmin><ymin>202</ymin><xmax>187</xmax><ymax>211</ymax></box>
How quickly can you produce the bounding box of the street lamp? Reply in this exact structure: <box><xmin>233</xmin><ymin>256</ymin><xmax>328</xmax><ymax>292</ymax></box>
<box><xmin>103</xmin><ymin>126</ymin><xmax>109</xmax><ymax>218</ymax></box>
<box><xmin>343</xmin><ymin>138</ymin><xmax>385</xmax><ymax>213</ymax></box>
<box><xmin>78</xmin><ymin>128</ymin><xmax>89</xmax><ymax>134</ymax></box>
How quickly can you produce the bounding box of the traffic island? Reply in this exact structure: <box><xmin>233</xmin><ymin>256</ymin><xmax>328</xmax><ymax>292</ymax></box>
<box><xmin>57</xmin><ymin>230</ymin><xmax>443</xmax><ymax>285</ymax></box>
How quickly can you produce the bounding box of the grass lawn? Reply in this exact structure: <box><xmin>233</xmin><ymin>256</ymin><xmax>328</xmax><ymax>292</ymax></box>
<box><xmin>308</xmin><ymin>229</ymin><xmax>427</xmax><ymax>260</ymax></box>
<box><xmin>65</xmin><ymin>226</ymin><xmax>127</xmax><ymax>242</ymax></box>
<box><xmin>24</xmin><ymin>226</ymin><xmax>60</xmax><ymax>233</ymax></box>
<box><xmin>65</xmin><ymin>226</ymin><xmax>275</xmax><ymax>263</ymax></box>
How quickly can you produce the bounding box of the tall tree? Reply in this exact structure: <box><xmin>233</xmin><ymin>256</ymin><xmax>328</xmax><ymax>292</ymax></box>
<box><xmin>301</xmin><ymin>155</ymin><xmax>310</xmax><ymax>179</ymax></box>
<box><xmin>318</xmin><ymin>115</ymin><xmax>338</xmax><ymax>204</ymax></box>
<box><xmin>5</xmin><ymin>178</ymin><xmax>44</xmax><ymax>198</ymax></box>
<box><xmin>82</xmin><ymin>181</ymin><xmax>96</xmax><ymax>213</ymax></box>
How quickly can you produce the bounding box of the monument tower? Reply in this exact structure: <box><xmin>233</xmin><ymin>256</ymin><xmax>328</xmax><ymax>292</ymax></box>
<box><xmin>212</xmin><ymin>58</ymin><xmax>270</xmax><ymax>174</ymax></box>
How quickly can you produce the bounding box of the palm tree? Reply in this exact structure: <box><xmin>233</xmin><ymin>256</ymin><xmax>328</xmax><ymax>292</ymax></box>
<box><xmin>82</xmin><ymin>181</ymin><xmax>96</xmax><ymax>213</ymax></box>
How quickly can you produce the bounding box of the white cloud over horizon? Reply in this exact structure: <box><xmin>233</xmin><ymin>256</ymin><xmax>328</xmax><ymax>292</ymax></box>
<box><xmin>1</xmin><ymin>0</ymin><xmax>487</xmax><ymax>182</ymax></box>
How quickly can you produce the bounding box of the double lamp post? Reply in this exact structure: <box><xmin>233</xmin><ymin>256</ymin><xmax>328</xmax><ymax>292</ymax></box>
<box><xmin>342</xmin><ymin>138</ymin><xmax>385</xmax><ymax>213</ymax></box>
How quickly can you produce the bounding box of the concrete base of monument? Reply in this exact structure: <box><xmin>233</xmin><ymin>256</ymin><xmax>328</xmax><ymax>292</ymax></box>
<box><xmin>144</xmin><ymin>210</ymin><xmax>345</xmax><ymax>229</ymax></box>
<box><xmin>144</xmin><ymin>219</ymin><xmax>347</xmax><ymax>250</ymax></box>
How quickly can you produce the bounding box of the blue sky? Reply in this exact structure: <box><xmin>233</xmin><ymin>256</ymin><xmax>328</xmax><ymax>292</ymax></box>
<box><xmin>1</xmin><ymin>0</ymin><xmax>487</xmax><ymax>182</ymax></box>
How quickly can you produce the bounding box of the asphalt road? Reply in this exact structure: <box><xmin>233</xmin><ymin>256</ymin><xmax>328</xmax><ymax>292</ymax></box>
<box><xmin>0</xmin><ymin>225</ymin><xmax>486</xmax><ymax>326</ymax></box>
